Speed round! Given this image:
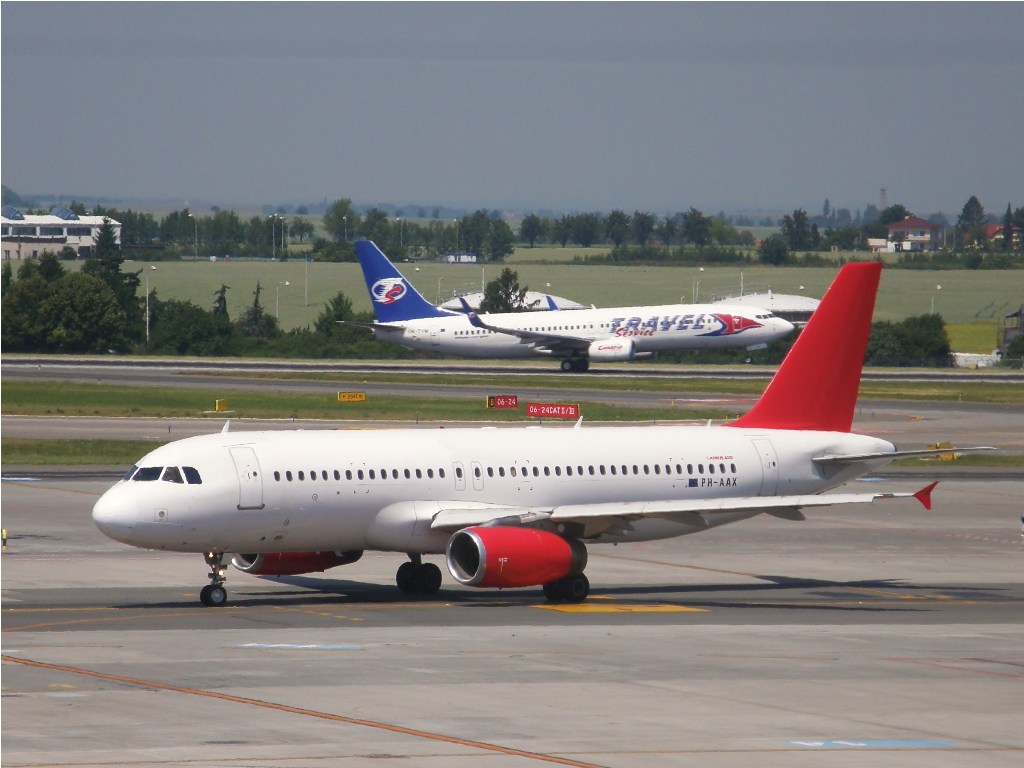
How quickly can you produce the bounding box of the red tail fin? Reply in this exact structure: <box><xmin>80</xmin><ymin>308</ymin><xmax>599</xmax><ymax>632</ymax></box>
<box><xmin>729</xmin><ymin>261</ymin><xmax>882</xmax><ymax>432</ymax></box>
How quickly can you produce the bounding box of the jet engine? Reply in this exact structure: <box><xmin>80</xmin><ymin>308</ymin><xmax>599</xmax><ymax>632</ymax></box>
<box><xmin>446</xmin><ymin>527</ymin><xmax>587</xmax><ymax>588</ymax></box>
<box><xmin>231</xmin><ymin>550</ymin><xmax>363</xmax><ymax>576</ymax></box>
<box><xmin>587</xmin><ymin>338</ymin><xmax>635</xmax><ymax>361</ymax></box>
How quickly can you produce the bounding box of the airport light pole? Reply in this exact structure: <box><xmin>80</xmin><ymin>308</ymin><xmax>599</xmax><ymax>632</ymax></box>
<box><xmin>276</xmin><ymin>281</ymin><xmax>290</xmax><ymax>319</ymax></box>
<box><xmin>436</xmin><ymin>276</ymin><xmax>444</xmax><ymax>305</ymax></box>
<box><xmin>145</xmin><ymin>265</ymin><xmax>156</xmax><ymax>342</ymax></box>
<box><xmin>269</xmin><ymin>215</ymin><xmax>277</xmax><ymax>260</ymax></box>
<box><xmin>187</xmin><ymin>213</ymin><xmax>198</xmax><ymax>261</ymax></box>
<box><xmin>343</xmin><ymin>215</ymin><xmax>347</xmax><ymax>242</ymax></box>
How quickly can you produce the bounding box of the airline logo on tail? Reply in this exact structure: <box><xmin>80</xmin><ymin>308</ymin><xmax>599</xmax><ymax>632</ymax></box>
<box><xmin>370</xmin><ymin>278</ymin><xmax>408</xmax><ymax>305</ymax></box>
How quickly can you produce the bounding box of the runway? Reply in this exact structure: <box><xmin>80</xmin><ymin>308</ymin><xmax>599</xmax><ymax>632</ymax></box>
<box><xmin>3</xmin><ymin>471</ymin><xmax>1022</xmax><ymax>767</ymax></box>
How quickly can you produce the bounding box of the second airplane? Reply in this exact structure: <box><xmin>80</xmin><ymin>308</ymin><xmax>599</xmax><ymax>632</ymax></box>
<box><xmin>352</xmin><ymin>240</ymin><xmax>795</xmax><ymax>371</ymax></box>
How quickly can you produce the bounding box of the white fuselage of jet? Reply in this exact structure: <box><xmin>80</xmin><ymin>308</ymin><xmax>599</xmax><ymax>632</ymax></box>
<box><xmin>93</xmin><ymin>424</ymin><xmax>895</xmax><ymax>556</ymax></box>
<box><xmin>369</xmin><ymin>303</ymin><xmax>793</xmax><ymax>359</ymax></box>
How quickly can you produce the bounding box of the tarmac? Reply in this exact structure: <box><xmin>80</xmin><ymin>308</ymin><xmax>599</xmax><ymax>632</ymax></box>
<box><xmin>3</xmin><ymin>466</ymin><xmax>1022</xmax><ymax>767</ymax></box>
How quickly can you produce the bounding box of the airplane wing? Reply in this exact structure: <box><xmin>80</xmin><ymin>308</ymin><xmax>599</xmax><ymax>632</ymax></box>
<box><xmin>458</xmin><ymin>298</ymin><xmax>593</xmax><ymax>354</ymax></box>
<box><xmin>429</xmin><ymin>483</ymin><xmax>938</xmax><ymax>533</ymax></box>
<box><xmin>813</xmin><ymin>446</ymin><xmax>996</xmax><ymax>466</ymax></box>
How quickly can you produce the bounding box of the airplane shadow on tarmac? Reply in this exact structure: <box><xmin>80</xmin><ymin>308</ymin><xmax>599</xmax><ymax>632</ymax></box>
<box><xmin>113</xmin><ymin>573</ymin><xmax>1010</xmax><ymax>613</ymax></box>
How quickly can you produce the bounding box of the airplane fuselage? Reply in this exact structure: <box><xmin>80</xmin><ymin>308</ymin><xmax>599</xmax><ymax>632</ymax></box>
<box><xmin>371</xmin><ymin>303</ymin><xmax>792</xmax><ymax>358</ymax></box>
<box><xmin>93</xmin><ymin>424</ymin><xmax>895</xmax><ymax>556</ymax></box>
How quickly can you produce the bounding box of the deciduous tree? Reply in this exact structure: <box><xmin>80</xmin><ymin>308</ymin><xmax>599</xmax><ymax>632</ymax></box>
<box><xmin>480</xmin><ymin>268</ymin><xmax>531</xmax><ymax>313</ymax></box>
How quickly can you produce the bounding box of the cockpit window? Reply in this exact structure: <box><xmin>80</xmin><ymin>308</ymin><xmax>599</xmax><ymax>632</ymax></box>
<box><xmin>183</xmin><ymin>466</ymin><xmax>202</xmax><ymax>484</ymax></box>
<box><xmin>162</xmin><ymin>466</ymin><xmax>184</xmax><ymax>484</ymax></box>
<box><xmin>133</xmin><ymin>467</ymin><xmax>163</xmax><ymax>482</ymax></box>
<box><xmin>122</xmin><ymin>465</ymin><xmax>139</xmax><ymax>481</ymax></box>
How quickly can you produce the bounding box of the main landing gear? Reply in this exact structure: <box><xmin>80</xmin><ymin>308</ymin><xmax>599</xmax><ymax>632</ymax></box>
<box><xmin>396</xmin><ymin>554</ymin><xmax>443</xmax><ymax>596</ymax></box>
<box><xmin>199</xmin><ymin>550</ymin><xmax>228</xmax><ymax>607</ymax></box>
<box><xmin>560</xmin><ymin>358</ymin><xmax>590</xmax><ymax>373</ymax></box>
<box><xmin>542</xmin><ymin>573</ymin><xmax>590</xmax><ymax>603</ymax></box>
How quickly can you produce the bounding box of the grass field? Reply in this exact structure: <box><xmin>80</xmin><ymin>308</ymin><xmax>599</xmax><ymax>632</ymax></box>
<box><xmin>110</xmin><ymin>253</ymin><xmax>1022</xmax><ymax>337</ymax></box>
<box><xmin>946</xmin><ymin>320</ymin><xmax>1000</xmax><ymax>354</ymax></box>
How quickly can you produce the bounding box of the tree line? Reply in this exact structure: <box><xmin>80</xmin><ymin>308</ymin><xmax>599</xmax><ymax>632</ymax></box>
<box><xmin>0</xmin><ymin>224</ymin><xmax>405</xmax><ymax>359</ymax></box>
<box><xmin>4</xmin><ymin>238</ymin><xmax>989</xmax><ymax>366</ymax></box>
<box><xmin>10</xmin><ymin>192</ymin><xmax>1021</xmax><ymax>269</ymax></box>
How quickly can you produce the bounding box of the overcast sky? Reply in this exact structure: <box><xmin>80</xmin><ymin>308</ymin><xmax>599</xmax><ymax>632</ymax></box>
<box><xmin>3</xmin><ymin>2</ymin><xmax>1022</xmax><ymax>216</ymax></box>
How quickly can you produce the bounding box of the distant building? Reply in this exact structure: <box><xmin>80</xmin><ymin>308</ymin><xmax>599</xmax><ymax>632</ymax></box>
<box><xmin>980</xmin><ymin>223</ymin><xmax>1024</xmax><ymax>249</ymax></box>
<box><xmin>1</xmin><ymin>206</ymin><xmax>121</xmax><ymax>260</ymax></box>
<box><xmin>886</xmin><ymin>216</ymin><xmax>940</xmax><ymax>252</ymax></box>
<box><xmin>712</xmin><ymin>291</ymin><xmax>820</xmax><ymax>326</ymax></box>
<box><xmin>999</xmin><ymin>304</ymin><xmax>1023</xmax><ymax>353</ymax></box>
<box><xmin>444</xmin><ymin>252</ymin><xmax>478</xmax><ymax>264</ymax></box>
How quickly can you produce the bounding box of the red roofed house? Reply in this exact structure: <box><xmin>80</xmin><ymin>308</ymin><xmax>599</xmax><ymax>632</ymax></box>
<box><xmin>980</xmin><ymin>223</ymin><xmax>1023</xmax><ymax>249</ymax></box>
<box><xmin>887</xmin><ymin>216</ymin><xmax>940</xmax><ymax>252</ymax></box>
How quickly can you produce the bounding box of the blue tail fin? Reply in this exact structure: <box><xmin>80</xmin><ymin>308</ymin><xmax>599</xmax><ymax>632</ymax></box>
<box><xmin>355</xmin><ymin>240</ymin><xmax>450</xmax><ymax>322</ymax></box>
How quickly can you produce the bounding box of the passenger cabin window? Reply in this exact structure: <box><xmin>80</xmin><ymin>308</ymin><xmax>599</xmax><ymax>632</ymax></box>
<box><xmin>133</xmin><ymin>467</ymin><xmax>162</xmax><ymax>482</ymax></box>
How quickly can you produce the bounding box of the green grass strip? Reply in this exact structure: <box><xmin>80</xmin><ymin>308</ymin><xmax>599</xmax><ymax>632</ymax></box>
<box><xmin>0</xmin><ymin>381</ymin><xmax>729</xmax><ymax>424</ymax></box>
<box><xmin>2</xmin><ymin>438</ymin><xmax>159</xmax><ymax>466</ymax></box>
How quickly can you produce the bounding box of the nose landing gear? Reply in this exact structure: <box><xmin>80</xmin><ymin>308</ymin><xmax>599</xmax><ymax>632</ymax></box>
<box><xmin>199</xmin><ymin>550</ymin><xmax>228</xmax><ymax>606</ymax></box>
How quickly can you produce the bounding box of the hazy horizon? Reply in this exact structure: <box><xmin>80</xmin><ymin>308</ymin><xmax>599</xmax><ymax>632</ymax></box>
<box><xmin>4</xmin><ymin>3</ymin><xmax>1022</xmax><ymax>217</ymax></box>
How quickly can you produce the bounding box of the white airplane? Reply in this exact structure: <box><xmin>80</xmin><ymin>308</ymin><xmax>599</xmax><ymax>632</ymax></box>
<box><xmin>92</xmin><ymin>261</ymin><xmax>989</xmax><ymax>607</ymax></box>
<box><xmin>352</xmin><ymin>240</ymin><xmax>794</xmax><ymax>371</ymax></box>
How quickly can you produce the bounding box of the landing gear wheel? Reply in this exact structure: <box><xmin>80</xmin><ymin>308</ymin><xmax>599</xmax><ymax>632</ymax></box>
<box><xmin>561</xmin><ymin>359</ymin><xmax>574</xmax><ymax>372</ymax></box>
<box><xmin>200</xmin><ymin>550</ymin><xmax>228</xmax><ymax>607</ymax></box>
<box><xmin>396</xmin><ymin>561</ymin><xmax>417</xmax><ymax>593</ymax></box>
<box><xmin>396</xmin><ymin>559</ymin><xmax>443</xmax><ymax>595</ymax></box>
<box><xmin>542</xmin><ymin>574</ymin><xmax>590</xmax><ymax>603</ymax></box>
<box><xmin>543</xmin><ymin>581</ymin><xmax>563</xmax><ymax>602</ymax></box>
<box><xmin>562</xmin><ymin>574</ymin><xmax>590</xmax><ymax>603</ymax></box>
<box><xmin>417</xmin><ymin>563</ymin><xmax>443</xmax><ymax>594</ymax></box>
<box><xmin>200</xmin><ymin>584</ymin><xmax>228</xmax><ymax>606</ymax></box>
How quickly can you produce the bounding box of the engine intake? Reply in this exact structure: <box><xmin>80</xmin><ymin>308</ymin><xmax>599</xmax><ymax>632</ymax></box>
<box><xmin>232</xmin><ymin>550</ymin><xmax>363</xmax><ymax>576</ymax></box>
<box><xmin>446</xmin><ymin>527</ymin><xmax>587</xmax><ymax>588</ymax></box>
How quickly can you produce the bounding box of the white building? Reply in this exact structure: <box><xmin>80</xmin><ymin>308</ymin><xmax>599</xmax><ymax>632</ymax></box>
<box><xmin>1</xmin><ymin>206</ymin><xmax>122</xmax><ymax>260</ymax></box>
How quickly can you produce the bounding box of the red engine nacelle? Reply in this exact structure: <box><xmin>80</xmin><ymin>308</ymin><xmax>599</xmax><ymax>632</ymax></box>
<box><xmin>231</xmin><ymin>550</ymin><xmax>363</xmax><ymax>576</ymax></box>
<box><xmin>446</xmin><ymin>527</ymin><xmax>587</xmax><ymax>588</ymax></box>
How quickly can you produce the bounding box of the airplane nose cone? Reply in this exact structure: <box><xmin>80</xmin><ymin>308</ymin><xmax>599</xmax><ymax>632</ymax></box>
<box><xmin>92</xmin><ymin>489</ymin><xmax>137</xmax><ymax>543</ymax></box>
<box><xmin>777</xmin><ymin>317</ymin><xmax>796</xmax><ymax>335</ymax></box>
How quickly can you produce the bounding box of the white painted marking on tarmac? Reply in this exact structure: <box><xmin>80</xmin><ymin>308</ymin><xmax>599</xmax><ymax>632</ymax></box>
<box><xmin>234</xmin><ymin>643</ymin><xmax>362</xmax><ymax>650</ymax></box>
<box><xmin>791</xmin><ymin>739</ymin><xmax>957</xmax><ymax>748</ymax></box>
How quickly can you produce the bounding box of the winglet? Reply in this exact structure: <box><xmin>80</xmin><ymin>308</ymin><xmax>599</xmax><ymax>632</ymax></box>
<box><xmin>545</xmin><ymin>295</ymin><xmax>558</xmax><ymax>310</ymax></box>
<box><xmin>459</xmin><ymin>297</ymin><xmax>486</xmax><ymax>328</ymax></box>
<box><xmin>912</xmin><ymin>481</ymin><xmax>939</xmax><ymax>511</ymax></box>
